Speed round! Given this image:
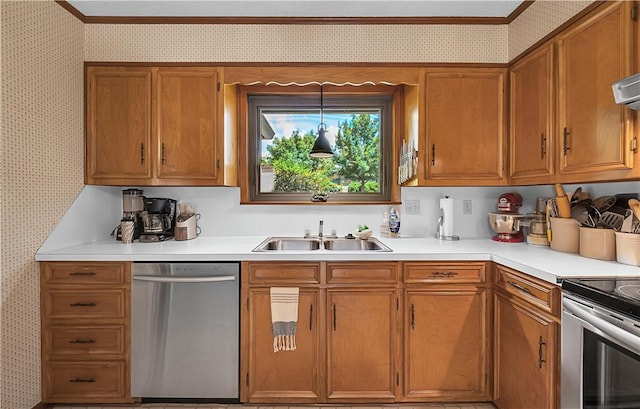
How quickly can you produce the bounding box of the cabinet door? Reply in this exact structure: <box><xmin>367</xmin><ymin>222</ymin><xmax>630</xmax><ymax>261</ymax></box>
<box><xmin>509</xmin><ymin>43</ymin><xmax>555</xmax><ymax>182</ymax></box>
<box><xmin>557</xmin><ymin>1</ymin><xmax>635</xmax><ymax>177</ymax></box>
<box><xmin>494</xmin><ymin>292</ymin><xmax>558</xmax><ymax>409</ymax></box>
<box><xmin>326</xmin><ymin>289</ymin><xmax>396</xmax><ymax>402</ymax></box>
<box><xmin>404</xmin><ymin>288</ymin><xmax>489</xmax><ymax>401</ymax></box>
<box><xmin>86</xmin><ymin>67</ymin><xmax>153</xmax><ymax>185</ymax></box>
<box><xmin>247</xmin><ymin>288</ymin><xmax>321</xmax><ymax>403</ymax></box>
<box><xmin>423</xmin><ymin>68</ymin><xmax>506</xmax><ymax>185</ymax></box>
<box><xmin>156</xmin><ymin>68</ymin><xmax>219</xmax><ymax>184</ymax></box>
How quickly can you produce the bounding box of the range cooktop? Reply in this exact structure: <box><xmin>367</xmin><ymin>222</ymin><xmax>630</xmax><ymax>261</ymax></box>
<box><xmin>562</xmin><ymin>278</ymin><xmax>640</xmax><ymax>320</ymax></box>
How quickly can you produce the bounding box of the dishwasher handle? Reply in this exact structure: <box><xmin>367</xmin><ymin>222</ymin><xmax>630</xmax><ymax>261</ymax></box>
<box><xmin>133</xmin><ymin>275</ymin><xmax>236</xmax><ymax>283</ymax></box>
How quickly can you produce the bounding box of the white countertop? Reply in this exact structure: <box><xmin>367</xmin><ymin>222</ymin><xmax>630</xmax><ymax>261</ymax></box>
<box><xmin>35</xmin><ymin>236</ymin><xmax>640</xmax><ymax>284</ymax></box>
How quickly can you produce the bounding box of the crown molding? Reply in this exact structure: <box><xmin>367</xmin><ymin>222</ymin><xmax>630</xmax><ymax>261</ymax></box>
<box><xmin>56</xmin><ymin>0</ymin><xmax>533</xmax><ymax>25</ymax></box>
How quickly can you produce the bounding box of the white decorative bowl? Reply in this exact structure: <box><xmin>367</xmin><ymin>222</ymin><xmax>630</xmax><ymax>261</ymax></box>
<box><xmin>355</xmin><ymin>229</ymin><xmax>373</xmax><ymax>240</ymax></box>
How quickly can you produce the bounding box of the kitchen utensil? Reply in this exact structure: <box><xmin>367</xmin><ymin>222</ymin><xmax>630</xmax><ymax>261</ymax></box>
<box><xmin>593</xmin><ymin>196</ymin><xmax>616</xmax><ymax>213</ymax></box>
<box><xmin>629</xmin><ymin>198</ymin><xmax>640</xmax><ymax>221</ymax></box>
<box><xmin>554</xmin><ymin>183</ymin><xmax>566</xmax><ymax>198</ymax></box>
<box><xmin>621</xmin><ymin>210</ymin><xmax>634</xmax><ymax>233</ymax></box>
<box><xmin>570</xmin><ymin>187</ymin><xmax>582</xmax><ymax>204</ymax></box>
<box><xmin>555</xmin><ymin>190</ymin><xmax>572</xmax><ymax>218</ymax></box>
<box><xmin>535</xmin><ymin>197</ymin><xmax>552</xmax><ymax>214</ymax></box>
<box><xmin>599</xmin><ymin>211</ymin><xmax>625</xmax><ymax>230</ymax></box>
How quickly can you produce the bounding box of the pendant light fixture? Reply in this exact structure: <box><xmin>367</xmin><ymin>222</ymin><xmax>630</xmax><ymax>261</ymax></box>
<box><xmin>310</xmin><ymin>85</ymin><xmax>334</xmax><ymax>158</ymax></box>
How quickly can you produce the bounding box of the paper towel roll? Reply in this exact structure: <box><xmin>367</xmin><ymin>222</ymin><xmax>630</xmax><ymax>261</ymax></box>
<box><xmin>440</xmin><ymin>197</ymin><xmax>454</xmax><ymax>237</ymax></box>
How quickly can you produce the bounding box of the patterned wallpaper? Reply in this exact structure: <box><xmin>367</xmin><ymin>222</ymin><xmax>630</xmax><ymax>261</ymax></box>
<box><xmin>0</xmin><ymin>1</ymin><xmax>593</xmax><ymax>408</ymax></box>
<box><xmin>1</xmin><ymin>1</ymin><xmax>84</xmax><ymax>408</ymax></box>
<box><xmin>85</xmin><ymin>24</ymin><xmax>509</xmax><ymax>63</ymax></box>
<box><xmin>509</xmin><ymin>0</ymin><xmax>595</xmax><ymax>60</ymax></box>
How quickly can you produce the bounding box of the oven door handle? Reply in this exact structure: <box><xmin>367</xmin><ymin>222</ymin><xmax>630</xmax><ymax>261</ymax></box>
<box><xmin>564</xmin><ymin>298</ymin><xmax>640</xmax><ymax>356</ymax></box>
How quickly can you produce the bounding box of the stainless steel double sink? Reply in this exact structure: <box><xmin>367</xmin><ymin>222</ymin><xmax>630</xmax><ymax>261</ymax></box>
<box><xmin>252</xmin><ymin>236</ymin><xmax>392</xmax><ymax>252</ymax></box>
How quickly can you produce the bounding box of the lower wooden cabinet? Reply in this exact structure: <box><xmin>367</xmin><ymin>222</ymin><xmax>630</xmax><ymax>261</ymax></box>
<box><xmin>493</xmin><ymin>264</ymin><xmax>560</xmax><ymax>409</ymax></box>
<box><xmin>242</xmin><ymin>261</ymin><xmax>399</xmax><ymax>404</ymax></box>
<box><xmin>40</xmin><ymin>261</ymin><xmax>133</xmax><ymax>404</ymax></box>
<box><xmin>402</xmin><ymin>262</ymin><xmax>490</xmax><ymax>402</ymax></box>
<box><xmin>404</xmin><ymin>289</ymin><xmax>489</xmax><ymax>401</ymax></box>
<box><xmin>246</xmin><ymin>287</ymin><xmax>322</xmax><ymax>403</ymax></box>
<box><xmin>327</xmin><ymin>288</ymin><xmax>397</xmax><ymax>402</ymax></box>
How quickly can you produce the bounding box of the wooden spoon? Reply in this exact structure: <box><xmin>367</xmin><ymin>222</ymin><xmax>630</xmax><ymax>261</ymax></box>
<box><xmin>629</xmin><ymin>198</ymin><xmax>640</xmax><ymax>221</ymax></box>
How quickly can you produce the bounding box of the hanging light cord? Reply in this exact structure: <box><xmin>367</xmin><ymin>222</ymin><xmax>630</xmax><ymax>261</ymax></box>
<box><xmin>320</xmin><ymin>85</ymin><xmax>324</xmax><ymax>127</ymax></box>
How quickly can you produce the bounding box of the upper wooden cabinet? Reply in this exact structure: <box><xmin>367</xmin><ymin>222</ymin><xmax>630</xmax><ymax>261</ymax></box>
<box><xmin>420</xmin><ymin>68</ymin><xmax>507</xmax><ymax>186</ymax></box>
<box><xmin>556</xmin><ymin>0</ymin><xmax>637</xmax><ymax>181</ymax></box>
<box><xmin>86</xmin><ymin>67</ymin><xmax>153</xmax><ymax>185</ymax></box>
<box><xmin>156</xmin><ymin>68</ymin><xmax>219</xmax><ymax>183</ymax></box>
<box><xmin>86</xmin><ymin>66</ymin><xmax>236</xmax><ymax>186</ymax></box>
<box><xmin>509</xmin><ymin>43</ymin><xmax>555</xmax><ymax>183</ymax></box>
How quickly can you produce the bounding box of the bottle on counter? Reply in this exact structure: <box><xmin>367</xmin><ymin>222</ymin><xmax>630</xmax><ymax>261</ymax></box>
<box><xmin>380</xmin><ymin>211</ymin><xmax>389</xmax><ymax>238</ymax></box>
<box><xmin>388</xmin><ymin>206</ymin><xmax>401</xmax><ymax>237</ymax></box>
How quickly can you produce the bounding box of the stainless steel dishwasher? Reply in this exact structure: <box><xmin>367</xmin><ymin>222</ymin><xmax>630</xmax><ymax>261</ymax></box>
<box><xmin>131</xmin><ymin>262</ymin><xmax>239</xmax><ymax>400</ymax></box>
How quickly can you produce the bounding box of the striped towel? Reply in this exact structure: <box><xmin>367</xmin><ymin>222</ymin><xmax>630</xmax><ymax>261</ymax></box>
<box><xmin>270</xmin><ymin>287</ymin><xmax>299</xmax><ymax>352</ymax></box>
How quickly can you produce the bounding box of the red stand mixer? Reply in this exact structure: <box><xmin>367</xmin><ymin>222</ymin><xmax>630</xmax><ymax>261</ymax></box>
<box><xmin>488</xmin><ymin>193</ymin><xmax>526</xmax><ymax>242</ymax></box>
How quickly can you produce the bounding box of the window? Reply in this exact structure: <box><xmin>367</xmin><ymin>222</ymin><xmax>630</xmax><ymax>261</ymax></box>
<box><xmin>245</xmin><ymin>85</ymin><xmax>395</xmax><ymax>204</ymax></box>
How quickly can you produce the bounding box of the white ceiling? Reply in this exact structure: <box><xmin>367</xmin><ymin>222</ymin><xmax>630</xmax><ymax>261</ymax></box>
<box><xmin>66</xmin><ymin>0</ymin><xmax>526</xmax><ymax>18</ymax></box>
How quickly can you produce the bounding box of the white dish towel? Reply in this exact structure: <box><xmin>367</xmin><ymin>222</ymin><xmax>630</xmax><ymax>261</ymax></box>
<box><xmin>270</xmin><ymin>287</ymin><xmax>299</xmax><ymax>352</ymax></box>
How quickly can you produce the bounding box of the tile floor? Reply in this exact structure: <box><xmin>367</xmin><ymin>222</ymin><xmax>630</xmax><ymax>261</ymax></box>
<box><xmin>51</xmin><ymin>404</ymin><xmax>496</xmax><ymax>409</ymax></box>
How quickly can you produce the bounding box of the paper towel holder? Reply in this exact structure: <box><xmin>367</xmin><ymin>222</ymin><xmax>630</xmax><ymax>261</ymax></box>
<box><xmin>435</xmin><ymin>207</ymin><xmax>460</xmax><ymax>241</ymax></box>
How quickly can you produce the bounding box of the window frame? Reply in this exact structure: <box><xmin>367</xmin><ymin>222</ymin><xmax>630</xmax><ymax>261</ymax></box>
<box><xmin>239</xmin><ymin>84</ymin><xmax>402</xmax><ymax>205</ymax></box>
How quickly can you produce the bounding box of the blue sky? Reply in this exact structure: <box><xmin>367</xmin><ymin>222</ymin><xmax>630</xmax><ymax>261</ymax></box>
<box><xmin>262</xmin><ymin>111</ymin><xmax>378</xmax><ymax>156</ymax></box>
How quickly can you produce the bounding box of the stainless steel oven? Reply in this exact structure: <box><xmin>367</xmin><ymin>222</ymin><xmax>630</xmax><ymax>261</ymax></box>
<box><xmin>561</xmin><ymin>279</ymin><xmax>640</xmax><ymax>409</ymax></box>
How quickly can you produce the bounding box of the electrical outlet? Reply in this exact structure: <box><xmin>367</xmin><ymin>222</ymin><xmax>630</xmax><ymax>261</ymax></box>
<box><xmin>405</xmin><ymin>199</ymin><xmax>420</xmax><ymax>215</ymax></box>
<box><xmin>463</xmin><ymin>200</ymin><xmax>472</xmax><ymax>215</ymax></box>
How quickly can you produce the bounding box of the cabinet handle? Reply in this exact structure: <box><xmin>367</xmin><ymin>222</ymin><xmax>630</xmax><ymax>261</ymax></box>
<box><xmin>69</xmin><ymin>302</ymin><xmax>97</xmax><ymax>307</ymax></box>
<box><xmin>69</xmin><ymin>377</ymin><xmax>96</xmax><ymax>383</ymax></box>
<box><xmin>431</xmin><ymin>144</ymin><xmax>436</xmax><ymax>166</ymax></box>
<box><xmin>410</xmin><ymin>303</ymin><xmax>415</xmax><ymax>330</ymax></box>
<box><xmin>69</xmin><ymin>271</ymin><xmax>96</xmax><ymax>276</ymax></box>
<box><xmin>540</xmin><ymin>133</ymin><xmax>546</xmax><ymax>159</ymax></box>
<box><xmin>563</xmin><ymin>127</ymin><xmax>571</xmax><ymax>155</ymax></box>
<box><xmin>309</xmin><ymin>304</ymin><xmax>313</xmax><ymax>331</ymax></box>
<box><xmin>332</xmin><ymin>303</ymin><xmax>336</xmax><ymax>331</ymax></box>
<box><xmin>432</xmin><ymin>271</ymin><xmax>458</xmax><ymax>277</ymax></box>
<box><xmin>140</xmin><ymin>142</ymin><xmax>145</xmax><ymax>165</ymax></box>
<box><xmin>507</xmin><ymin>281</ymin><xmax>531</xmax><ymax>294</ymax></box>
<box><xmin>69</xmin><ymin>339</ymin><xmax>96</xmax><ymax>344</ymax></box>
<box><xmin>161</xmin><ymin>143</ymin><xmax>166</xmax><ymax>165</ymax></box>
<box><xmin>538</xmin><ymin>336</ymin><xmax>546</xmax><ymax>368</ymax></box>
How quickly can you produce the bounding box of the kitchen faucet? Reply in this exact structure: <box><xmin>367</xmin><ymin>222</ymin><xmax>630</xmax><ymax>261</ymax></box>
<box><xmin>318</xmin><ymin>220</ymin><xmax>324</xmax><ymax>239</ymax></box>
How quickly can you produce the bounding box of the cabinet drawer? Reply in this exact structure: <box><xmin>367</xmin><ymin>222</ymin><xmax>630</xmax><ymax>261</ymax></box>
<box><xmin>327</xmin><ymin>262</ymin><xmax>399</xmax><ymax>284</ymax></box>
<box><xmin>494</xmin><ymin>264</ymin><xmax>560</xmax><ymax>315</ymax></box>
<box><xmin>44</xmin><ymin>290</ymin><xmax>126</xmax><ymax>320</ymax></box>
<box><xmin>247</xmin><ymin>262</ymin><xmax>321</xmax><ymax>284</ymax></box>
<box><xmin>44</xmin><ymin>361</ymin><xmax>127</xmax><ymax>401</ymax></box>
<box><xmin>404</xmin><ymin>262</ymin><xmax>486</xmax><ymax>284</ymax></box>
<box><xmin>46</xmin><ymin>326</ymin><xmax>125</xmax><ymax>356</ymax></box>
<box><xmin>41</xmin><ymin>262</ymin><xmax>128</xmax><ymax>286</ymax></box>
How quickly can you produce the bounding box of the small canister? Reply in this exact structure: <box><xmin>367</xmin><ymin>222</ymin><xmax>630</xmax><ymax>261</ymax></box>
<box><xmin>120</xmin><ymin>220</ymin><xmax>135</xmax><ymax>244</ymax></box>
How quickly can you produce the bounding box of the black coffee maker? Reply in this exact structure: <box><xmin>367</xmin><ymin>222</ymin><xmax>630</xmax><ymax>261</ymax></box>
<box><xmin>139</xmin><ymin>198</ymin><xmax>177</xmax><ymax>242</ymax></box>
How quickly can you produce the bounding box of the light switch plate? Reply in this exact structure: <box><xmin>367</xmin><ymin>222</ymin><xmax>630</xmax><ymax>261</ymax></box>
<box><xmin>463</xmin><ymin>200</ymin><xmax>472</xmax><ymax>215</ymax></box>
<box><xmin>405</xmin><ymin>200</ymin><xmax>420</xmax><ymax>214</ymax></box>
